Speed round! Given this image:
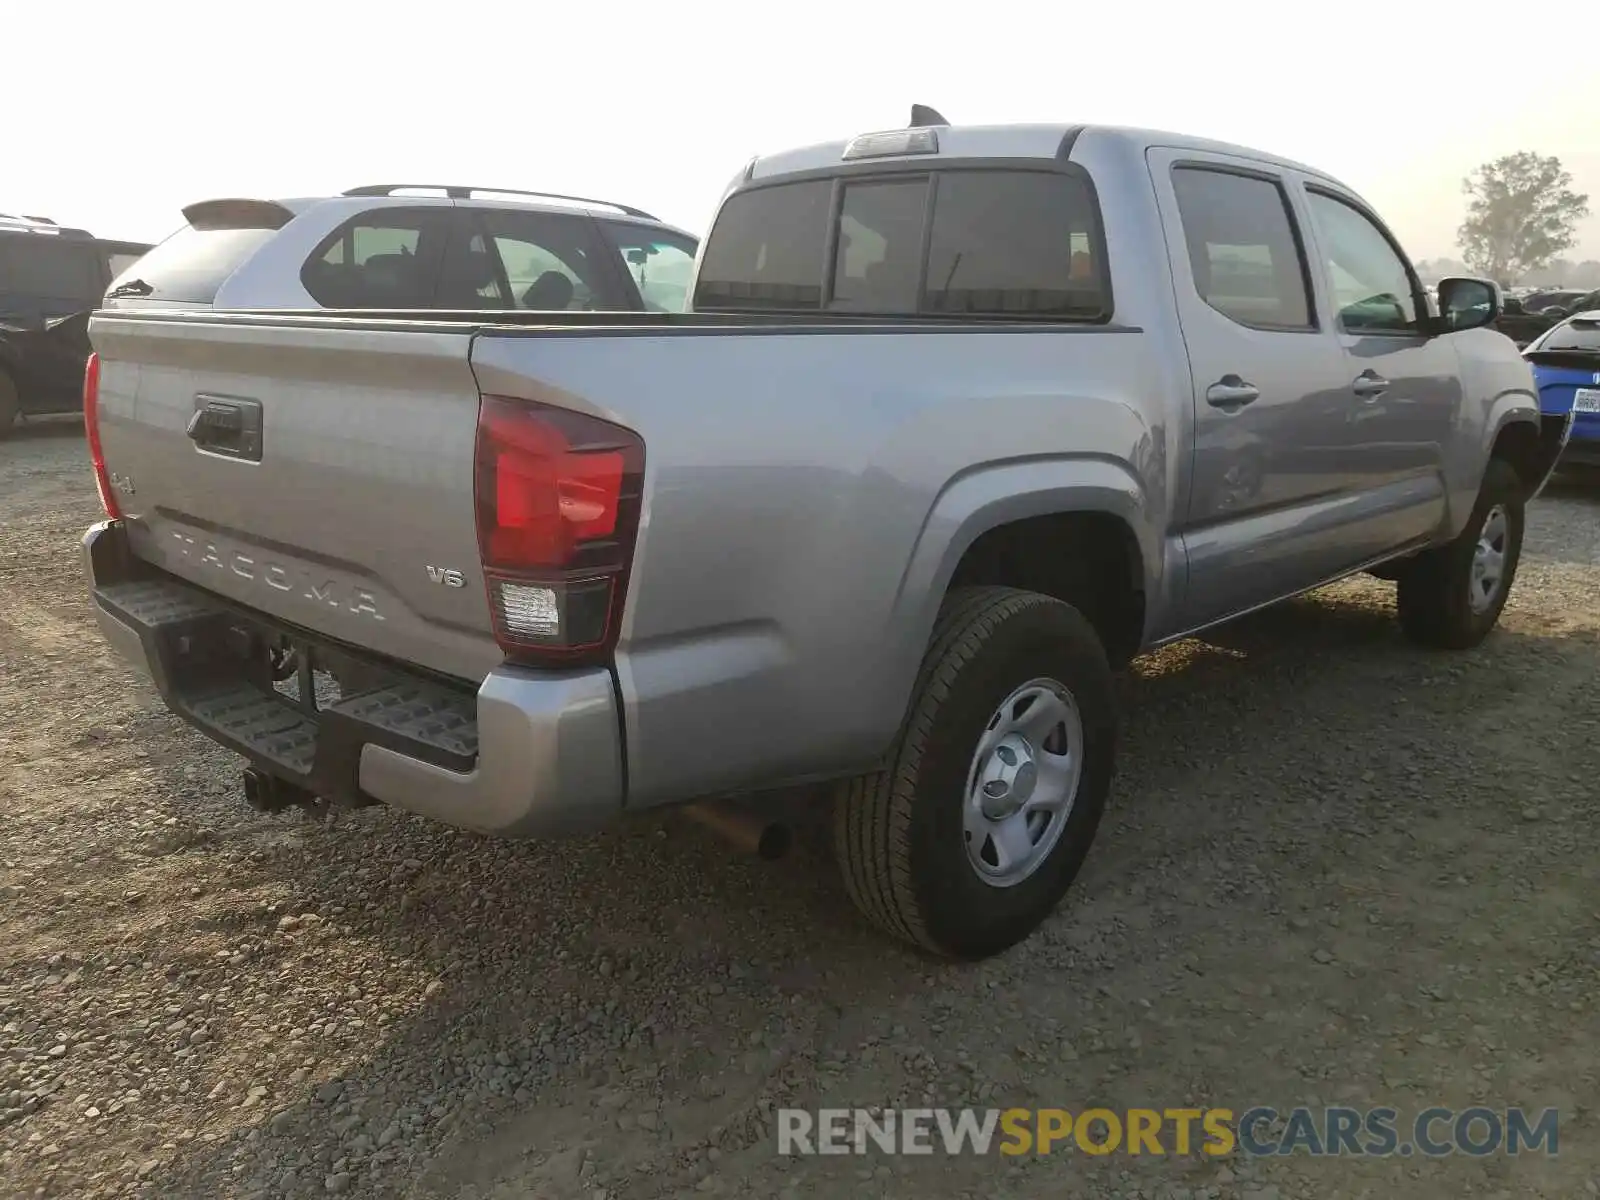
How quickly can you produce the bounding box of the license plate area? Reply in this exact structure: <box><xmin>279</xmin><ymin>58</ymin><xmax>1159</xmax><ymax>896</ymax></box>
<box><xmin>1574</xmin><ymin>388</ymin><xmax>1600</xmax><ymax>414</ymax></box>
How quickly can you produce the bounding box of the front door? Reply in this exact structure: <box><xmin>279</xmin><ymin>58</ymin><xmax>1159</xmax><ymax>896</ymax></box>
<box><xmin>1295</xmin><ymin>185</ymin><xmax>1456</xmax><ymax>548</ymax></box>
<box><xmin>1148</xmin><ymin>149</ymin><xmax>1360</xmax><ymax>633</ymax></box>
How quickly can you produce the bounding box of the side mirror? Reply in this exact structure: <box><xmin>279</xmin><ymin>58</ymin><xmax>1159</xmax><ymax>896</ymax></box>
<box><xmin>1435</xmin><ymin>276</ymin><xmax>1500</xmax><ymax>334</ymax></box>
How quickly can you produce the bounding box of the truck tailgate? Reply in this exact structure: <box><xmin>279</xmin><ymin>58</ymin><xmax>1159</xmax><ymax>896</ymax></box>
<box><xmin>90</xmin><ymin>313</ymin><xmax>501</xmax><ymax>683</ymax></box>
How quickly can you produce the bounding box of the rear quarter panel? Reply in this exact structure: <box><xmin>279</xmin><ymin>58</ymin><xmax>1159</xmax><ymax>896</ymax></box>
<box><xmin>472</xmin><ymin>323</ymin><xmax>1183</xmax><ymax>808</ymax></box>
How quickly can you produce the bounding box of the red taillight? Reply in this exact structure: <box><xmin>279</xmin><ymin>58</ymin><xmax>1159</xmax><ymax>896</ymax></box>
<box><xmin>473</xmin><ymin>395</ymin><xmax>644</xmax><ymax>664</ymax></box>
<box><xmin>83</xmin><ymin>352</ymin><xmax>122</xmax><ymax>520</ymax></box>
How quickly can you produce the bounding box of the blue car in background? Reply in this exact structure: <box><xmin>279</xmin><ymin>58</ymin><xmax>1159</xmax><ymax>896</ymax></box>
<box><xmin>1524</xmin><ymin>310</ymin><xmax>1600</xmax><ymax>470</ymax></box>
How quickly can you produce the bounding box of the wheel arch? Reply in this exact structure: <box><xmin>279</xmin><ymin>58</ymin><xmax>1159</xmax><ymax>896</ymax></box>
<box><xmin>886</xmin><ymin>457</ymin><xmax>1162</xmax><ymax>691</ymax></box>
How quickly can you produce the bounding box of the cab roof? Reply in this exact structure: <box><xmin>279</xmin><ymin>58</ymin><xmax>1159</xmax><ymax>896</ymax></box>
<box><xmin>745</xmin><ymin>121</ymin><xmax>1335</xmax><ymax>185</ymax></box>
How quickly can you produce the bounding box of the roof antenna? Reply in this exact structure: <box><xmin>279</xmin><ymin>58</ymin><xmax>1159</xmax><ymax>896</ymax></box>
<box><xmin>909</xmin><ymin>104</ymin><xmax>949</xmax><ymax>128</ymax></box>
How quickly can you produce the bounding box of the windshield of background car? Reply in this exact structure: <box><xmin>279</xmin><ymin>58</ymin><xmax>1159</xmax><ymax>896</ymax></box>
<box><xmin>693</xmin><ymin>167</ymin><xmax>1109</xmax><ymax>320</ymax></box>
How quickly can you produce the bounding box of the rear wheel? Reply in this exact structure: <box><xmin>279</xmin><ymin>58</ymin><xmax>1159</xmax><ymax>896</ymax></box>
<box><xmin>0</xmin><ymin>371</ymin><xmax>18</xmax><ymax>439</ymax></box>
<box><xmin>832</xmin><ymin>586</ymin><xmax>1116</xmax><ymax>959</ymax></box>
<box><xmin>1396</xmin><ymin>459</ymin><xmax>1525</xmax><ymax>649</ymax></box>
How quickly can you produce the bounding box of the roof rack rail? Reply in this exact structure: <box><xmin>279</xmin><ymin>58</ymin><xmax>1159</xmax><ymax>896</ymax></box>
<box><xmin>0</xmin><ymin>212</ymin><xmax>91</xmax><ymax>237</ymax></box>
<box><xmin>341</xmin><ymin>184</ymin><xmax>658</xmax><ymax>221</ymax></box>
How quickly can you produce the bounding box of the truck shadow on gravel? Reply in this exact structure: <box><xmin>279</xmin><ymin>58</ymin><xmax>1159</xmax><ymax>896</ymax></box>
<box><xmin>5</xmin><ymin>416</ymin><xmax>84</xmax><ymax>441</ymax></box>
<box><xmin>131</xmin><ymin>582</ymin><xmax>1600</xmax><ymax>1199</ymax></box>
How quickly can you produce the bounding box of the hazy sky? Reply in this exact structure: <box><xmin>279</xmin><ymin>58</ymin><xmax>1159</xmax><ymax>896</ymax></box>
<box><xmin>9</xmin><ymin>1</ymin><xmax>1599</xmax><ymax>264</ymax></box>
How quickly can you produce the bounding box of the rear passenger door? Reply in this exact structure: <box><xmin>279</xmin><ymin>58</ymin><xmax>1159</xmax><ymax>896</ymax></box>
<box><xmin>1148</xmin><ymin>150</ymin><xmax>1362</xmax><ymax>631</ymax></box>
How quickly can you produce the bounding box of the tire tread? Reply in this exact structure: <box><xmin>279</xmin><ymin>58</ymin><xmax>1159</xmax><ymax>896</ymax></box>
<box><xmin>834</xmin><ymin>586</ymin><xmax>1068</xmax><ymax>952</ymax></box>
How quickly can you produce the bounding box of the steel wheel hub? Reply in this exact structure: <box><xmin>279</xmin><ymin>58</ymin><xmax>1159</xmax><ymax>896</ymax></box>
<box><xmin>963</xmin><ymin>677</ymin><xmax>1084</xmax><ymax>889</ymax></box>
<box><xmin>1469</xmin><ymin>504</ymin><xmax>1508</xmax><ymax>614</ymax></box>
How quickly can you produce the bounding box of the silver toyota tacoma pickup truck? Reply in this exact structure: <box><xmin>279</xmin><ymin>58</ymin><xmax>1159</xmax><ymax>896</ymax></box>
<box><xmin>81</xmin><ymin>116</ymin><xmax>1571</xmax><ymax>960</ymax></box>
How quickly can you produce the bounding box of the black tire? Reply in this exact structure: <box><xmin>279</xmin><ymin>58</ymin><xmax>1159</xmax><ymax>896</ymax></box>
<box><xmin>1396</xmin><ymin>459</ymin><xmax>1525</xmax><ymax>649</ymax></box>
<box><xmin>832</xmin><ymin>586</ymin><xmax>1116</xmax><ymax>959</ymax></box>
<box><xmin>0</xmin><ymin>371</ymin><xmax>18</xmax><ymax>440</ymax></box>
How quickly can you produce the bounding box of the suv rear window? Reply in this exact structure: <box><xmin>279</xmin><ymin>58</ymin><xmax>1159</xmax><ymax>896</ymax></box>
<box><xmin>693</xmin><ymin>168</ymin><xmax>1108</xmax><ymax>320</ymax></box>
<box><xmin>112</xmin><ymin>225</ymin><xmax>279</xmax><ymax>304</ymax></box>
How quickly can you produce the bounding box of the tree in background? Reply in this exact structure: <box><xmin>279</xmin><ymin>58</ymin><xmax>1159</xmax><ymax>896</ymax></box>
<box><xmin>1573</xmin><ymin>261</ymin><xmax>1600</xmax><ymax>288</ymax></box>
<box><xmin>1457</xmin><ymin>152</ymin><xmax>1590</xmax><ymax>285</ymax></box>
<box><xmin>1516</xmin><ymin>258</ymin><xmax>1600</xmax><ymax>289</ymax></box>
<box><xmin>1415</xmin><ymin>256</ymin><xmax>1468</xmax><ymax>283</ymax></box>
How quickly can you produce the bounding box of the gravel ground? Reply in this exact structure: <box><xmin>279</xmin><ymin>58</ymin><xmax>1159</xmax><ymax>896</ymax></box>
<box><xmin>2</xmin><ymin>419</ymin><xmax>1598</xmax><ymax>1200</ymax></box>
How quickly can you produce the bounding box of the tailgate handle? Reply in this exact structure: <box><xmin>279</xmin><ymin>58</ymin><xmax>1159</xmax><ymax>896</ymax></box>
<box><xmin>188</xmin><ymin>395</ymin><xmax>264</xmax><ymax>462</ymax></box>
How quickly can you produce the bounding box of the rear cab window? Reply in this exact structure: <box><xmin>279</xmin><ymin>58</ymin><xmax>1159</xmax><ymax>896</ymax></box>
<box><xmin>693</xmin><ymin>166</ymin><xmax>1109</xmax><ymax>320</ymax></box>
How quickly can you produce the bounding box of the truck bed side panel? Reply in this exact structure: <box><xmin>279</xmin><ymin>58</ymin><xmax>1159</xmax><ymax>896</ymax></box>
<box><xmin>470</xmin><ymin>326</ymin><xmax>1176</xmax><ymax>806</ymax></box>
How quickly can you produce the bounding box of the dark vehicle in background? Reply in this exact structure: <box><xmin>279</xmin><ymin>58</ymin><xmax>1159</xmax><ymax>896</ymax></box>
<box><xmin>1535</xmin><ymin>288</ymin><xmax>1600</xmax><ymax>322</ymax></box>
<box><xmin>1492</xmin><ymin>293</ymin><xmax>1555</xmax><ymax>347</ymax></box>
<box><xmin>1523</xmin><ymin>288</ymin><xmax>1594</xmax><ymax>315</ymax></box>
<box><xmin>1489</xmin><ymin>289</ymin><xmax>1600</xmax><ymax>349</ymax></box>
<box><xmin>1524</xmin><ymin>310</ymin><xmax>1600</xmax><ymax>470</ymax></box>
<box><xmin>0</xmin><ymin>214</ymin><xmax>151</xmax><ymax>436</ymax></box>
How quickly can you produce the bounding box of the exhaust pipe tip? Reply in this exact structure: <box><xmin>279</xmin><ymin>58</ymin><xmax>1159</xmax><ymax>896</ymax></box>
<box><xmin>754</xmin><ymin>820</ymin><xmax>792</xmax><ymax>862</ymax></box>
<box><xmin>680</xmin><ymin>800</ymin><xmax>792</xmax><ymax>861</ymax></box>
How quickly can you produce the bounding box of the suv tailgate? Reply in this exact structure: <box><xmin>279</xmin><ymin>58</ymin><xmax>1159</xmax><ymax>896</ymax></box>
<box><xmin>90</xmin><ymin>312</ymin><xmax>501</xmax><ymax>683</ymax></box>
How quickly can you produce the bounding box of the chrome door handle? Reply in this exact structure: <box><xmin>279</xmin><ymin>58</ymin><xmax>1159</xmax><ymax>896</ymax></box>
<box><xmin>1352</xmin><ymin>373</ymin><xmax>1390</xmax><ymax>399</ymax></box>
<box><xmin>1206</xmin><ymin>377</ymin><xmax>1260</xmax><ymax>409</ymax></box>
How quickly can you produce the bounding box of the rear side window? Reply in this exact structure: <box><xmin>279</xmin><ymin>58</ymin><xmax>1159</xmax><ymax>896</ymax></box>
<box><xmin>0</xmin><ymin>236</ymin><xmax>103</xmax><ymax>304</ymax></box>
<box><xmin>1170</xmin><ymin>167</ymin><xmax>1312</xmax><ymax>330</ymax></box>
<box><xmin>694</xmin><ymin>180</ymin><xmax>831</xmax><ymax>310</ymax></box>
<box><xmin>694</xmin><ymin>168</ymin><xmax>1108</xmax><ymax>319</ymax></box>
<box><xmin>112</xmin><ymin>225</ymin><xmax>279</xmax><ymax>304</ymax></box>
<box><xmin>600</xmin><ymin>223</ymin><xmax>700</xmax><ymax>312</ymax></box>
<box><xmin>472</xmin><ymin>210</ymin><xmax>613</xmax><ymax>311</ymax></box>
<box><xmin>302</xmin><ymin>209</ymin><xmax>442</xmax><ymax>308</ymax></box>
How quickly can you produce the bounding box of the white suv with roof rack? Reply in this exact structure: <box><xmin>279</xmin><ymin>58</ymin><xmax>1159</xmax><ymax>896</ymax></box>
<box><xmin>103</xmin><ymin>184</ymin><xmax>699</xmax><ymax>315</ymax></box>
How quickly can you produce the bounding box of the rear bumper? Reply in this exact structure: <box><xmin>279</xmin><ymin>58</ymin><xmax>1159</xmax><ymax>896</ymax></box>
<box><xmin>1559</xmin><ymin>414</ymin><xmax>1600</xmax><ymax>466</ymax></box>
<box><xmin>83</xmin><ymin>520</ymin><xmax>624</xmax><ymax>837</ymax></box>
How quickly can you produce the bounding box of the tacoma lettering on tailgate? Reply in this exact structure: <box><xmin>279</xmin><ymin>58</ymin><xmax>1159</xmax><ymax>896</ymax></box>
<box><xmin>170</xmin><ymin>530</ymin><xmax>386</xmax><ymax>621</ymax></box>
